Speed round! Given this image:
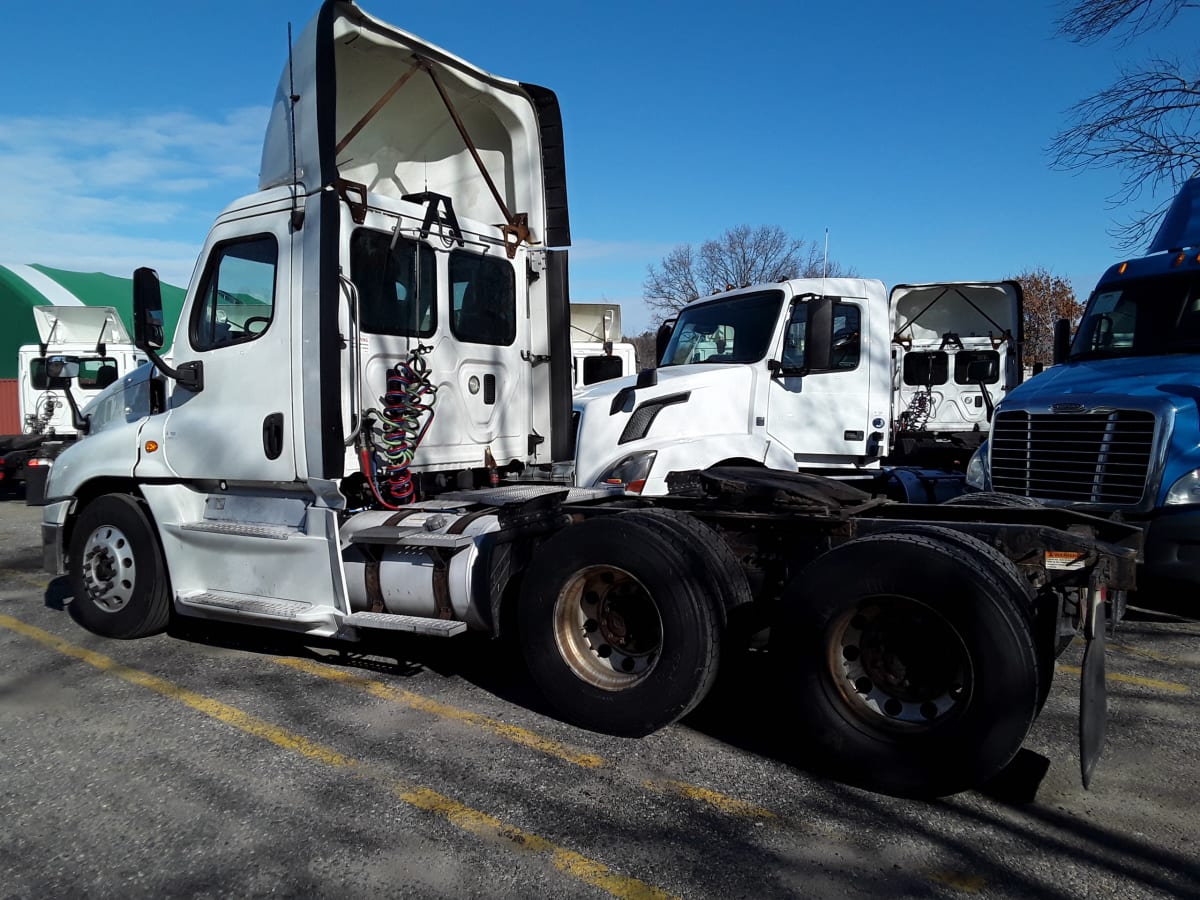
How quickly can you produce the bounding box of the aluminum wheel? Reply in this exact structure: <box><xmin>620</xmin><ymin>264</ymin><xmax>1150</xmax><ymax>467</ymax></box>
<box><xmin>827</xmin><ymin>594</ymin><xmax>973</xmax><ymax>730</ymax></box>
<box><xmin>552</xmin><ymin>564</ymin><xmax>663</xmax><ymax>691</ymax></box>
<box><xmin>79</xmin><ymin>524</ymin><xmax>137</xmax><ymax>614</ymax></box>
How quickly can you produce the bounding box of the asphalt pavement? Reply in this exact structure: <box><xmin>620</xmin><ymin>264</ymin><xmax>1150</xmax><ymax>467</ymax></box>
<box><xmin>1</xmin><ymin>497</ymin><xmax>1198</xmax><ymax>899</ymax></box>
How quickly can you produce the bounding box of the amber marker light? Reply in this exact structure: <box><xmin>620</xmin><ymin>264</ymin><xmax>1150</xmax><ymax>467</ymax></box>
<box><xmin>1117</xmin><ymin>262</ymin><xmax>1128</xmax><ymax>274</ymax></box>
<box><xmin>144</xmin><ymin>441</ymin><xmax>159</xmax><ymax>453</ymax></box>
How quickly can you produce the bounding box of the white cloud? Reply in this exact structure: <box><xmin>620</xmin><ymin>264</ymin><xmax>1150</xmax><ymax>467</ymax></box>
<box><xmin>0</xmin><ymin>107</ymin><xmax>268</xmax><ymax>287</ymax></box>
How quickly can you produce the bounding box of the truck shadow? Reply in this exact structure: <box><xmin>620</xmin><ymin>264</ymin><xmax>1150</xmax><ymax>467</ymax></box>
<box><xmin>162</xmin><ymin>612</ymin><xmax>1052</xmax><ymax>804</ymax></box>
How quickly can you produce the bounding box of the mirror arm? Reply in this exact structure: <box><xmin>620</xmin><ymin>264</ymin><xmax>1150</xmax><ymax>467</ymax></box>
<box><xmin>140</xmin><ymin>348</ymin><xmax>204</xmax><ymax>392</ymax></box>
<box><xmin>977</xmin><ymin>379</ymin><xmax>995</xmax><ymax>422</ymax></box>
<box><xmin>59</xmin><ymin>385</ymin><xmax>90</xmax><ymax>435</ymax></box>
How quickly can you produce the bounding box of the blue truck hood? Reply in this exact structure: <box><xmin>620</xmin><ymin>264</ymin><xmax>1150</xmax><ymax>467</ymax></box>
<box><xmin>1017</xmin><ymin>356</ymin><xmax>1200</xmax><ymax>406</ymax></box>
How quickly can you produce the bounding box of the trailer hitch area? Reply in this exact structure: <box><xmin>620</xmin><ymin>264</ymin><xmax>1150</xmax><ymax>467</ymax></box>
<box><xmin>1078</xmin><ymin>579</ymin><xmax>1107</xmax><ymax>789</ymax></box>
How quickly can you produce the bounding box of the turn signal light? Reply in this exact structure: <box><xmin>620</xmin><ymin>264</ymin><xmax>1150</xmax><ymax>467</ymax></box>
<box><xmin>144</xmin><ymin>440</ymin><xmax>159</xmax><ymax>453</ymax></box>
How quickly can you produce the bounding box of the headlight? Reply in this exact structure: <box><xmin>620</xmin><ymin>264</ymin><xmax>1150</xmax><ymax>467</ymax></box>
<box><xmin>1165</xmin><ymin>469</ymin><xmax>1200</xmax><ymax>506</ymax></box>
<box><xmin>595</xmin><ymin>451</ymin><xmax>657</xmax><ymax>494</ymax></box>
<box><xmin>965</xmin><ymin>442</ymin><xmax>990</xmax><ymax>490</ymax></box>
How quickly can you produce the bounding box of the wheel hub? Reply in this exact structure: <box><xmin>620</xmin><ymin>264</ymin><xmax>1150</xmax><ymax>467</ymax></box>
<box><xmin>554</xmin><ymin>566</ymin><xmax>663</xmax><ymax>690</ymax></box>
<box><xmin>829</xmin><ymin>596</ymin><xmax>971</xmax><ymax>728</ymax></box>
<box><xmin>80</xmin><ymin>525</ymin><xmax>136</xmax><ymax>614</ymax></box>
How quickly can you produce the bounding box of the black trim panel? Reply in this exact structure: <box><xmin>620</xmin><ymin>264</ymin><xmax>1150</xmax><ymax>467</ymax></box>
<box><xmin>521</xmin><ymin>82</ymin><xmax>570</xmax><ymax>248</ymax></box>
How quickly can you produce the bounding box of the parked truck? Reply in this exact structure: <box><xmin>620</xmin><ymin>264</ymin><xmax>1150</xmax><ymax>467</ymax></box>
<box><xmin>0</xmin><ymin>305</ymin><xmax>146</xmax><ymax>497</ymax></box>
<box><xmin>570</xmin><ymin>302</ymin><xmax>637</xmax><ymax>390</ymax></box>
<box><xmin>574</xmin><ymin>278</ymin><xmax>1021</xmax><ymax>498</ymax></box>
<box><xmin>42</xmin><ymin>0</ymin><xmax>1137</xmax><ymax>797</ymax></box>
<box><xmin>967</xmin><ymin>176</ymin><xmax>1200</xmax><ymax>605</ymax></box>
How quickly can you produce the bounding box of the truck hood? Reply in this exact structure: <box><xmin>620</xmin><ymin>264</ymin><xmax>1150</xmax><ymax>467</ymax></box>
<box><xmin>1013</xmin><ymin>355</ymin><xmax>1200</xmax><ymax>405</ymax></box>
<box><xmin>261</xmin><ymin>0</ymin><xmax>569</xmax><ymax>249</ymax></box>
<box><xmin>574</xmin><ymin>364</ymin><xmax>748</xmax><ymax>408</ymax></box>
<box><xmin>891</xmin><ymin>282</ymin><xmax>1021</xmax><ymax>345</ymax></box>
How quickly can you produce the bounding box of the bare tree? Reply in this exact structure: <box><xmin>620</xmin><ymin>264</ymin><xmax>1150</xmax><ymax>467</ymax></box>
<box><xmin>1057</xmin><ymin>0</ymin><xmax>1196</xmax><ymax>44</ymax></box>
<box><xmin>1011</xmin><ymin>267</ymin><xmax>1084</xmax><ymax>367</ymax></box>
<box><xmin>1051</xmin><ymin>1</ymin><xmax>1200</xmax><ymax>248</ymax></box>
<box><xmin>642</xmin><ymin>225</ymin><xmax>853</xmax><ymax>320</ymax></box>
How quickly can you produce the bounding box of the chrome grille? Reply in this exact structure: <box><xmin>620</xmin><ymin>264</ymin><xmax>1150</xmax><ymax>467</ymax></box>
<box><xmin>990</xmin><ymin>409</ymin><xmax>1156</xmax><ymax>505</ymax></box>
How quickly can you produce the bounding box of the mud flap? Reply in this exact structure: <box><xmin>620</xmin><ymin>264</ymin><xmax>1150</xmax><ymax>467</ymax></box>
<box><xmin>1079</xmin><ymin>586</ymin><xmax>1107</xmax><ymax>789</ymax></box>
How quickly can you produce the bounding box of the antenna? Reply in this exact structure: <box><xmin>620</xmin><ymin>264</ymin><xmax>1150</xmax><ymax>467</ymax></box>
<box><xmin>287</xmin><ymin>23</ymin><xmax>302</xmax><ymax>229</ymax></box>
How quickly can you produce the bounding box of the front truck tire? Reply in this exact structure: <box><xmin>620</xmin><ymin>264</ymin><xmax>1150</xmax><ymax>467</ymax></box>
<box><xmin>773</xmin><ymin>531</ymin><xmax>1040</xmax><ymax>798</ymax></box>
<box><xmin>68</xmin><ymin>494</ymin><xmax>172</xmax><ymax>639</ymax></box>
<box><xmin>518</xmin><ymin>514</ymin><xmax>722</xmax><ymax>737</ymax></box>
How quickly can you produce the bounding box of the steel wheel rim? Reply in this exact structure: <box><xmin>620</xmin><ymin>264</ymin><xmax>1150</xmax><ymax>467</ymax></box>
<box><xmin>552</xmin><ymin>564</ymin><xmax>663</xmax><ymax>691</ymax></box>
<box><xmin>80</xmin><ymin>525</ymin><xmax>137</xmax><ymax>614</ymax></box>
<box><xmin>826</xmin><ymin>593</ymin><xmax>972</xmax><ymax>730</ymax></box>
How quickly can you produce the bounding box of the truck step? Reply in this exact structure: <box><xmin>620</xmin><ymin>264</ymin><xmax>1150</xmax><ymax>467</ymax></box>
<box><xmin>342</xmin><ymin>612</ymin><xmax>467</xmax><ymax>636</ymax></box>
<box><xmin>348</xmin><ymin>527</ymin><xmax>475</xmax><ymax>549</ymax></box>
<box><xmin>179</xmin><ymin>521</ymin><xmax>295</xmax><ymax>540</ymax></box>
<box><xmin>178</xmin><ymin>590</ymin><xmax>313</xmax><ymax>620</ymax></box>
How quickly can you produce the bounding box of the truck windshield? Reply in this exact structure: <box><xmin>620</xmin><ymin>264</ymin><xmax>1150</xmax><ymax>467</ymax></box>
<box><xmin>660</xmin><ymin>291</ymin><xmax>784</xmax><ymax>366</ymax></box>
<box><xmin>1071</xmin><ymin>271</ymin><xmax>1200</xmax><ymax>360</ymax></box>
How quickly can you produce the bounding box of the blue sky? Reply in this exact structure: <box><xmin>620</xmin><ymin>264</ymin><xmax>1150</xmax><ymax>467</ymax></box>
<box><xmin>1</xmin><ymin>1</ymin><xmax>1194</xmax><ymax>335</ymax></box>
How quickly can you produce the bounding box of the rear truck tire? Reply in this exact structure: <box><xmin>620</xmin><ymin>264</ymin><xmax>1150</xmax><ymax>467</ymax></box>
<box><xmin>68</xmin><ymin>494</ymin><xmax>171</xmax><ymax>639</ymax></box>
<box><xmin>518</xmin><ymin>514</ymin><xmax>722</xmax><ymax>737</ymax></box>
<box><xmin>867</xmin><ymin>523</ymin><xmax>1054</xmax><ymax>711</ymax></box>
<box><xmin>944</xmin><ymin>491</ymin><xmax>1043</xmax><ymax>508</ymax></box>
<box><xmin>772</xmin><ymin>531</ymin><xmax>1041</xmax><ymax>798</ymax></box>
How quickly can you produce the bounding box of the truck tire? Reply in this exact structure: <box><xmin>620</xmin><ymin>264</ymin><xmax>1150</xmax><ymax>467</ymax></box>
<box><xmin>869</xmin><ymin>523</ymin><xmax>1055</xmax><ymax>711</ymax></box>
<box><xmin>518</xmin><ymin>514</ymin><xmax>722</xmax><ymax>737</ymax></box>
<box><xmin>772</xmin><ymin>531</ymin><xmax>1040</xmax><ymax>797</ymax></box>
<box><xmin>944</xmin><ymin>491</ymin><xmax>1043</xmax><ymax>509</ymax></box>
<box><xmin>68</xmin><ymin>494</ymin><xmax>171</xmax><ymax>639</ymax></box>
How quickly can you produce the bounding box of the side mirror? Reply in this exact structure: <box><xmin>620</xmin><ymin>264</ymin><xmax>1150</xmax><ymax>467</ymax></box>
<box><xmin>45</xmin><ymin>356</ymin><xmax>81</xmax><ymax>381</ymax></box>
<box><xmin>655</xmin><ymin>319</ymin><xmax>675</xmax><ymax>366</ymax></box>
<box><xmin>1053</xmin><ymin>318</ymin><xmax>1072</xmax><ymax>365</ymax></box>
<box><xmin>803</xmin><ymin>295</ymin><xmax>835</xmax><ymax>373</ymax></box>
<box><xmin>133</xmin><ymin>266</ymin><xmax>166</xmax><ymax>351</ymax></box>
<box><xmin>965</xmin><ymin>357</ymin><xmax>998</xmax><ymax>383</ymax></box>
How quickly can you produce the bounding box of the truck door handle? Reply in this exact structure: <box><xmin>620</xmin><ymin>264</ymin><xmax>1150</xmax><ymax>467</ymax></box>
<box><xmin>263</xmin><ymin>412</ymin><xmax>284</xmax><ymax>460</ymax></box>
<box><xmin>483</xmin><ymin>374</ymin><xmax>496</xmax><ymax>405</ymax></box>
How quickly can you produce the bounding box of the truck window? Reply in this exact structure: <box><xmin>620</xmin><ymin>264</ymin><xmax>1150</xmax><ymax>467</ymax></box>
<box><xmin>191</xmin><ymin>235</ymin><xmax>278</xmax><ymax>351</ymax></box>
<box><xmin>902</xmin><ymin>351</ymin><xmax>949</xmax><ymax>386</ymax></box>
<box><xmin>661</xmin><ymin>291</ymin><xmax>783</xmax><ymax>366</ymax></box>
<box><xmin>782</xmin><ymin>301</ymin><xmax>862</xmax><ymax>371</ymax></box>
<box><xmin>581</xmin><ymin>355</ymin><xmax>625</xmax><ymax>385</ymax></box>
<box><xmin>450</xmin><ymin>250</ymin><xmax>516</xmax><ymax>346</ymax></box>
<box><xmin>1071</xmin><ymin>271</ymin><xmax>1200</xmax><ymax>359</ymax></box>
<box><xmin>953</xmin><ymin>350</ymin><xmax>999</xmax><ymax>384</ymax></box>
<box><xmin>30</xmin><ymin>356</ymin><xmax>118</xmax><ymax>389</ymax></box>
<box><xmin>350</xmin><ymin>229</ymin><xmax>436</xmax><ymax>337</ymax></box>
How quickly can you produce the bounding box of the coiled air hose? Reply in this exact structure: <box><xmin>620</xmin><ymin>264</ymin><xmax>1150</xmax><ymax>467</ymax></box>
<box><xmin>359</xmin><ymin>347</ymin><xmax>437</xmax><ymax>509</ymax></box>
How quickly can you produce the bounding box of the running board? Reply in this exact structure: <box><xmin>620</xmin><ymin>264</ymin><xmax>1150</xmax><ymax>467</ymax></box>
<box><xmin>178</xmin><ymin>590</ymin><xmax>319</xmax><ymax>621</ymax></box>
<box><xmin>178</xmin><ymin>521</ymin><xmax>295</xmax><ymax>540</ymax></box>
<box><xmin>348</xmin><ymin>527</ymin><xmax>475</xmax><ymax>549</ymax></box>
<box><xmin>341</xmin><ymin>612</ymin><xmax>466</xmax><ymax>637</ymax></box>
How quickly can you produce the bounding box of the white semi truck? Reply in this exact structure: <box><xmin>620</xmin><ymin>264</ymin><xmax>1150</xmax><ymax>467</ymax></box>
<box><xmin>1</xmin><ymin>306</ymin><xmax>146</xmax><ymax>496</ymax></box>
<box><xmin>574</xmin><ymin>278</ymin><xmax>1021</xmax><ymax>497</ymax></box>
<box><xmin>570</xmin><ymin>302</ymin><xmax>636</xmax><ymax>390</ymax></box>
<box><xmin>41</xmin><ymin>0</ymin><xmax>1136</xmax><ymax>797</ymax></box>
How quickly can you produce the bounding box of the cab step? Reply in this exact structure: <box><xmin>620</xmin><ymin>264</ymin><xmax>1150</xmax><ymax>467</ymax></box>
<box><xmin>178</xmin><ymin>590</ymin><xmax>315</xmax><ymax>620</ymax></box>
<box><xmin>178</xmin><ymin>521</ymin><xmax>295</xmax><ymax>540</ymax></box>
<box><xmin>341</xmin><ymin>612</ymin><xmax>466</xmax><ymax>637</ymax></box>
<box><xmin>348</xmin><ymin>527</ymin><xmax>475</xmax><ymax>549</ymax></box>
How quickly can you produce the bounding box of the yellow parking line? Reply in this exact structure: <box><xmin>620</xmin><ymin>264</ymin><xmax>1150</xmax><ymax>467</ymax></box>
<box><xmin>1056</xmin><ymin>664</ymin><xmax>1189</xmax><ymax>695</ymax></box>
<box><xmin>274</xmin><ymin>655</ymin><xmax>605</xmax><ymax>768</ymax></box>
<box><xmin>645</xmin><ymin>780</ymin><xmax>775</xmax><ymax>820</ymax></box>
<box><xmin>0</xmin><ymin>613</ymin><xmax>676</xmax><ymax>900</ymax></box>
<box><xmin>276</xmin><ymin>655</ymin><xmax>775</xmax><ymax>821</ymax></box>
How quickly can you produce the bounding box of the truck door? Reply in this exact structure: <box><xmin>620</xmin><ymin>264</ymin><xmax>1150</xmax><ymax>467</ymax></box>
<box><xmin>159</xmin><ymin>211</ymin><xmax>296</xmax><ymax>482</ymax></box>
<box><xmin>766</xmin><ymin>295</ymin><xmax>878</xmax><ymax>467</ymax></box>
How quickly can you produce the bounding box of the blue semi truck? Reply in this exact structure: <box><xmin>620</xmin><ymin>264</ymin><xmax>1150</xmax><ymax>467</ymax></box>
<box><xmin>968</xmin><ymin>176</ymin><xmax>1200</xmax><ymax>602</ymax></box>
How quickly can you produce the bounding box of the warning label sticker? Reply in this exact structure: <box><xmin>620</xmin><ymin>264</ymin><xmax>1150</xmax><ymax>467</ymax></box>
<box><xmin>1045</xmin><ymin>551</ymin><xmax>1087</xmax><ymax>571</ymax></box>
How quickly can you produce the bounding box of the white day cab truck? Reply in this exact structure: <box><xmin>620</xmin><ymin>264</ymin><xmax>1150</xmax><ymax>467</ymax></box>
<box><xmin>573</xmin><ymin>278</ymin><xmax>1022</xmax><ymax>499</ymax></box>
<box><xmin>569</xmin><ymin>302</ymin><xmax>636</xmax><ymax>391</ymax></box>
<box><xmin>41</xmin><ymin>0</ymin><xmax>1138</xmax><ymax>797</ymax></box>
<box><xmin>0</xmin><ymin>306</ymin><xmax>146</xmax><ymax>497</ymax></box>
<box><xmin>967</xmin><ymin>175</ymin><xmax>1200</xmax><ymax>609</ymax></box>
